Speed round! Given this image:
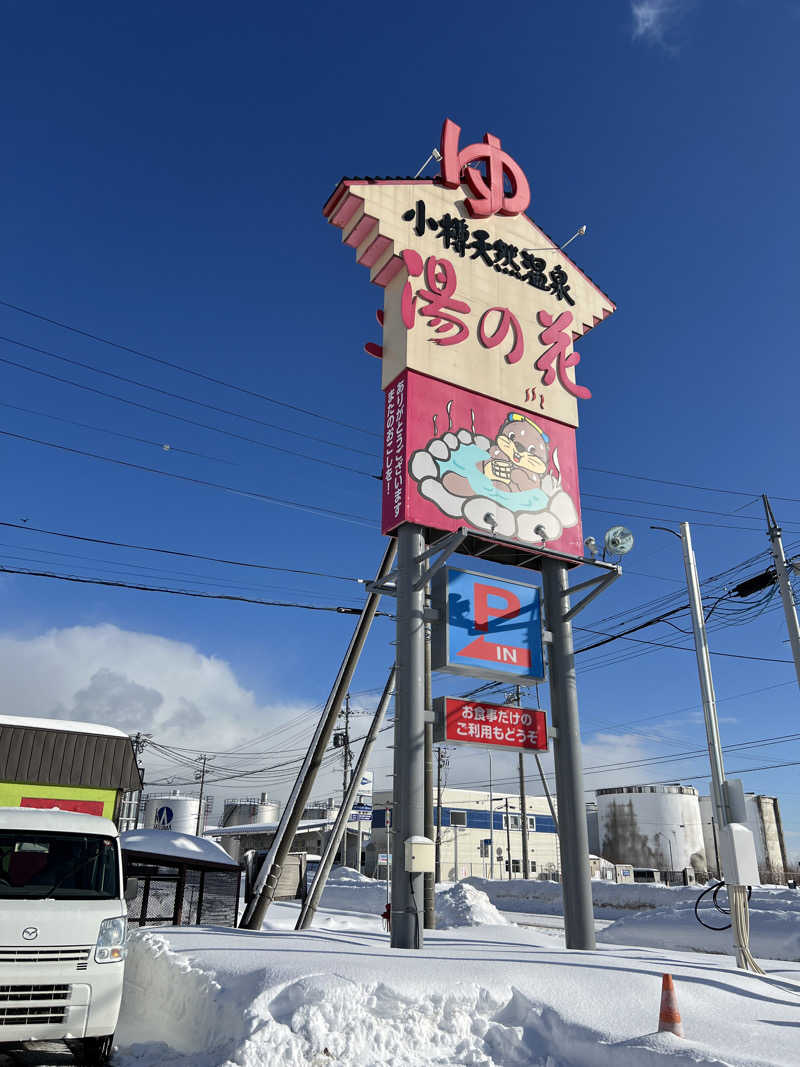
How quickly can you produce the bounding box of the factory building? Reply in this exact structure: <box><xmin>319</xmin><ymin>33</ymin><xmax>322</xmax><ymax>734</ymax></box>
<box><xmin>595</xmin><ymin>784</ymin><xmax>706</xmax><ymax>879</ymax></box>
<box><xmin>699</xmin><ymin>793</ymin><xmax>788</xmax><ymax>883</ymax></box>
<box><xmin>368</xmin><ymin>787</ymin><xmax>560</xmax><ymax>881</ymax></box>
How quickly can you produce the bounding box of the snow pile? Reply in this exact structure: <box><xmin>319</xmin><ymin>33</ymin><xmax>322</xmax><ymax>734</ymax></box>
<box><xmin>435</xmin><ymin>881</ymin><xmax>509</xmax><ymax>929</ymax></box>
<box><xmin>598</xmin><ymin>885</ymin><xmax>800</xmax><ymax>962</ymax></box>
<box><xmin>313</xmin><ymin>865</ymin><xmax>388</xmax><ymax>915</ymax></box>
<box><xmin>466</xmin><ymin>875</ymin><xmax>698</xmax><ymax>919</ymax></box>
<box><xmin>115</xmin><ymin>912</ymin><xmax>800</xmax><ymax>1067</ymax></box>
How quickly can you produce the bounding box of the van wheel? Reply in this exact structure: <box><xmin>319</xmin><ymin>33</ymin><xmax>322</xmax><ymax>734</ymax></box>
<box><xmin>74</xmin><ymin>1033</ymin><xmax>114</xmax><ymax>1065</ymax></box>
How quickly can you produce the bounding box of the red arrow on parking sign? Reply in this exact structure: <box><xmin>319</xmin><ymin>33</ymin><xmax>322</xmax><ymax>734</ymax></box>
<box><xmin>457</xmin><ymin>635</ymin><xmax>531</xmax><ymax>668</ymax></box>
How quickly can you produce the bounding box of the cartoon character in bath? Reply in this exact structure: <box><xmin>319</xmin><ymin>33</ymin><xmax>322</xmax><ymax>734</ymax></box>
<box><xmin>442</xmin><ymin>413</ymin><xmax>550</xmax><ymax>498</ymax></box>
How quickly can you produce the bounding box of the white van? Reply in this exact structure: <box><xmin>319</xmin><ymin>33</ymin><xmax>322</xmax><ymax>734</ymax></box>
<box><xmin>0</xmin><ymin>807</ymin><xmax>134</xmax><ymax>1065</ymax></box>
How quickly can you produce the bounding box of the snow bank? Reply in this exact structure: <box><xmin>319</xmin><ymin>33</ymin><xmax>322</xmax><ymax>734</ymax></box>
<box><xmin>467</xmin><ymin>875</ymin><xmax>800</xmax><ymax>963</ymax></box>
<box><xmin>467</xmin><ymin>875</ymin><xmax>705</xmax><ymax>919</ymax></box>
<box><xmin>598</xmin><ymin>885</ymin><xmax>800</xmax><ymax>962</ymax></box>
<box><xmin>116</xmin><ymin>917</ymin><xmax>800</xmax><ymax>1067</ymax></box>
<box><xmin>436</xmin><ymin>882</ymin><xmax>509</xmax><ymax>929</ymax></box>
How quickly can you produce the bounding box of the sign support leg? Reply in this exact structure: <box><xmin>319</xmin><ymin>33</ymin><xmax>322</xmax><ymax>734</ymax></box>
<box><xmin>391</xmin><ymin>523</ymin><xmax>427</xmax><ymax>949</ymax></box>
<box><xmin>542</xmin><ymin>556</ymin><xmax>595</xmax><ymax>950</ymax></box>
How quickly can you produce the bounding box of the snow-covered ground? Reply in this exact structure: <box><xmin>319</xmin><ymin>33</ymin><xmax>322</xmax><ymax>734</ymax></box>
<box><xmin>467</xmin><ymin>876</ymin><xmax>800</xmax><ymax>962</ymax></box>
<box><xmin>111</xmin><ymin>871</ymin><xmax>800</xmax><ymax>1067</ymax></box>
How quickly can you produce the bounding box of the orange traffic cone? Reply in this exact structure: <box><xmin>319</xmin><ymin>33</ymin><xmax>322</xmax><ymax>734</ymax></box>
<box><xmin>658</xmin><ymin>973</ymin><xmax>684</xmax><ymax>1038</ymax></box>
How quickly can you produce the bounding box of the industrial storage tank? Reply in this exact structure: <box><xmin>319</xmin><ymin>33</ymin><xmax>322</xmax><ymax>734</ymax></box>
<box><xmin>143</xmin><ymin>791</ymin><xmax>201</xmax><ymax>835</ymax></box>
<box><xmin>699</xmin><ymin>793</ymin><xmax>787</xmax><ymax>882</ymax></box>
<box><xmin>596</xmin><ymin>784</ymin><xmax>706</xmax><ymax>874</ymax></box>
<box><xmin>221</xmin><ymin>792</ymin><xmax>280</xmax><ymax>828</ymax></box>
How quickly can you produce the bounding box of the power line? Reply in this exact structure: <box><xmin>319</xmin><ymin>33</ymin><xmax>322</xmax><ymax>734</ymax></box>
<box><xmin>582</xmin><ymin>464</ymin><xmax>800</xmax><ymax>506</ymax></box>
<box><xmin>0</xmin><ymin>351</ymin><xmax>377</xmax><ymax>468</ymax></box>
<box><xmin>582</xmin><ymin>503</ymin><xmax>800</xmax><ymax>534</ymax></box>
<box><xmin>0</xmin><ymin>547</ymin><xmax>364</xmax><ymax>605</ymax></box>
<box><xmin>0</xmin><ymin>521</ymin><xmax>363</xmax><ymax>583</ymax></box>
<box><xmin>0</xmin><ymin>428</ymin><xmax>376</xmax><ymax>528</ymax></box>
<box><xmin>0</xmin><ymin>399</ymin><xmax>235</xmax><ymax>465</ymax></box>
<box><xmin>580</xmin><ymin>490</ymin><xmax>800</xmax><ymax>528</ymax></box>
<box><xmin>0</xmin><ymin>564</ymin><xmax>394</xmax><ymax>615</ymax></box>
<box><xmin>0</xmin><ymin>298</ymin><xmax>381</xmax><ymax>439</ymax></box>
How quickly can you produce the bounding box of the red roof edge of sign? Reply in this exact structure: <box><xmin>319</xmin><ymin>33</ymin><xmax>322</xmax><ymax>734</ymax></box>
<box><xmin>323</xmin><ymin>178</ymin><xmax>616</xmax><ymax>327</ymax></box>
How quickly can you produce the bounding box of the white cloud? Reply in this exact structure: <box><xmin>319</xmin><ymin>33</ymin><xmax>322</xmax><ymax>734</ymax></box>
<box><xmin>631</xmin><ymin>0</ymin><xmax>693</xmax><ymax>44</ymax></box>
<box><xmin>0</xmin><ymin>624</ymin><xmax>320</xmax><ymax>803</ymax></box>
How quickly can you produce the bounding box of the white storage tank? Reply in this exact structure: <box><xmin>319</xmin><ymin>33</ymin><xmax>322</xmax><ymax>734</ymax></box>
<box><xmin>699</xmin><ymin>793</ymin><xmax>787</xmax><ymax>882</ymax></box>
<box><xmin>221</xmin><ymin>792</ymin><xmax>280</xmax><ymax>828</ymax></box>
<box><xmin>144</xmin><ymin>791</ymin><xmax>201</xmax><ymax>835</ymax></box>
<box><xmin>596</xmin><ymin>784</ymin><xmax>706</xmax><ymax>874</ymax></box>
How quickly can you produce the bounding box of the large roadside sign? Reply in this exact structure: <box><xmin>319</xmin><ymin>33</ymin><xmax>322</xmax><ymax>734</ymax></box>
<box><xmin>431</xmin><ymin>567</ymin><xmax>544</xmax><ymax>681</ymax></box>
<box><xmin>433</xmin><ymin>696</ymin><xmax>547</xmax><ymax>752</ymax></box>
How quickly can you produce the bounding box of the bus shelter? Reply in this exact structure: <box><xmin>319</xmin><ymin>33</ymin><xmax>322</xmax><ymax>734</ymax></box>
<box><xmin>121</xmin><ymin>829</ymin><xmax>241</xmax><ymax>928</ymax></box>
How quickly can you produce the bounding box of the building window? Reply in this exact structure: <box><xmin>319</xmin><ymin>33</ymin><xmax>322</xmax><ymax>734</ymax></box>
<box><xmin>527</xmin><ymin>815</ymin><xmax>536</xmax><ymax>832</ymax></box>
<box><xmin>504</xmin><ymin>813</ymin><xmax>521</xmax><ymax>831</ymax></box>
<box><xmin>449</xmin><ymin>810</ymin><xmax>467</xmax><ymax>827</ymax></box>
<box><xmin>511</xmin><ymin>859</ymin><xmax>521</xmax><ymax>873</ymax></box>
<box><xmin>530</xmin><ymin>860</ymin><xmax>537</xmax><ymax>872</ymax></box>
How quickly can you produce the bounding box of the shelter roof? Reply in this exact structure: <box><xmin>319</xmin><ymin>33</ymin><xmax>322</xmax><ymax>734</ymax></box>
<box><xmin>121</xmin><ymin>829</ymin><xmax>240</xmax><ymax>870</ymax></box>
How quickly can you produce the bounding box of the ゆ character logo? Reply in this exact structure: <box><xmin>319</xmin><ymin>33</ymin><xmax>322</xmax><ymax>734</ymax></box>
<box><xmin>439</xmin><ymin>118</ymin><xmax>531</xmax><ymax>219</ymax></box>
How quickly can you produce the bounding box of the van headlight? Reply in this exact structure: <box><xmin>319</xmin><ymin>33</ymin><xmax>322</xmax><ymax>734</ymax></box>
<box><xmin>95</xmin><ymin>917</ymin><xmax>127</xmax><ymax>963</ymax></box>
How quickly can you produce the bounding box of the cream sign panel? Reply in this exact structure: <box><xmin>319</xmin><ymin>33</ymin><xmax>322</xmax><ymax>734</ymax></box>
<box><xmin>324</xmin><ymin>121</ymin><xmax>615</xmax><ymax>428</ymax></box>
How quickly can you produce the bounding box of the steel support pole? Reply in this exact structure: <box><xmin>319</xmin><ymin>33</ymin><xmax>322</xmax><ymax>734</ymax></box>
<box><xmin>423</xmin><ymin>615</ymin><xmax>435</xmax><ymax>928</ymax></box>
<box><xmin>763</xmin><ymin>495</ymin><xmax>800</xmax><ymax>688</ymax></box>
<box><xmin>391</xmin><ymin>524</ymin><xmax>427</xmax><ymax>949</ymax></box>
<box><xmin>680</xmin><ymin>522</ymin><xmax>728</xmax><ymax>833</ymax></box>
<box><xmin>241</xmin><ymin>538</ymin><xmax>397</xmax><ymax>930</ymax></box>
<box><xmin>541</xmin><ymin>556</ymin><xmax>595</xmax><ymax>950</ymax></box>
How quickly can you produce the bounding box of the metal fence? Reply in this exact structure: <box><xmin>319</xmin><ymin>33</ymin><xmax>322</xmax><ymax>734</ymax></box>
<box><xmin>126</xmin><ymin>862</ymin><xmax>240</xmax><ymax>927</ymax></box>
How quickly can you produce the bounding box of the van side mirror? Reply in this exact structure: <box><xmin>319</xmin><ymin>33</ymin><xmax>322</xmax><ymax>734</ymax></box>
<box><xmin>124</xmin><ymin>876</ymin><xmax>139</xmax><ymax>902</ymax></box>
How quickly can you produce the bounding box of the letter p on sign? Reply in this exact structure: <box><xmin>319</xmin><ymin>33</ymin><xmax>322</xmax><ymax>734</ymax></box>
<box><xmin>474</xmin><ymin>583</ymin><xmax>521</xmax><ymax>633</ymax></box>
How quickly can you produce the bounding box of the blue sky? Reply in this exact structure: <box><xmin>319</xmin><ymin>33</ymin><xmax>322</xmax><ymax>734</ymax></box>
<box><xmin>1</xmin><ymin>2</ymin><xmax>799</xmax><ymax>857</ymax></box>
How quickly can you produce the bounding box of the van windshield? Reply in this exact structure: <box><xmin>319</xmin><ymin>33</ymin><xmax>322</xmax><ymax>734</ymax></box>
<box><xmin>0</xmin><ymin>830</ymin><xmax>120</xmax><ymax>899</ymax></box>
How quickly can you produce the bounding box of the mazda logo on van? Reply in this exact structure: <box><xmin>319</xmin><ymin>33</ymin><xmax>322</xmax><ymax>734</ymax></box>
<box><xmin>21</xmin><ymin>927</ymin><xmax>38</xmax><ymax>941</ymax></box>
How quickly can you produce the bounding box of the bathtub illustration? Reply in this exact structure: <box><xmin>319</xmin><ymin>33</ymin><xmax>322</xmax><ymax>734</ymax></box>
<box><xmin>383</xmin><ymin>372</ymin><xmax>583</xmax><ymax>556</ymax></box>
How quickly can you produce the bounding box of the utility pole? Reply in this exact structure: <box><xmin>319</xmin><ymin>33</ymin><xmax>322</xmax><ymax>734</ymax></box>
<box><xmin>680</xmin><ymin>523</ymin><xmax>728</xmax><ymax>834</ymax></box>
<box><xmin>241</xmin><ymin>539</ymin><xmax>397</xmax><ymax>930</ymax></box>
<box><xmin>391</xmin><ymin>523</ymin><xmax>427</xmax><ymax>950</ymax></box>
<box><xmin>488</xmin><ymin>751</ymin><xmax>494</xmax><ymax>879</ymax></box>
<box><xmin>510</xmin><ymin>686</ymin><xmax>530</xmax><ymax>880</ymax></box>
<box><xmin>194</xmin><ymin>754</ymin><xmax>211</xmax><ymax>836</ymax></box>
<box><xmin>656</xmin><ymin>522</ymin><xmax>762</xmax><ymax>971</ymax></box>
<box><xmin>423</xmin><ymin>617</ymin><xmax>435</xmax><ymax>928</ymax></box>
<box><xmin>541</xmin><ymin>556</ymin><xmax>596</xmax><ymax>950</ymax></box>
<box><xmin>518</xmin><ymin>754</ymin><xmax>529</xmax><ymax>879</ymax></box>
<box><xmin>435</xmin><ymin>747</ymin><xmax>447</xmax><ymax>883</ymax></box>
<box><xmin>504</xmin><ymin>798</ymin><xmax>512</xmax><ymax>879</ymax></box>
<box><xmin>130</xmin><ymin>731</ymin><xmax>150</xmax><ymax>830</ymax></box>
<box><xmin>296</xmin><ymin>667</ymin><xmax>396</xmax><ymax>930</ymax></box>
<box><xmin>763</xmin><ymin>495</ymin><xmax>800</xmax><ymax>688</ymax></box>
<box><xmin>335</xmin><ymin>694</ymin><xmax>353</xmax><ymax>866</ymax></box>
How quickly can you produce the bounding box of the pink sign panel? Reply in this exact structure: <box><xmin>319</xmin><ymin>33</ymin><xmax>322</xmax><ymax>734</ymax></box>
<box><xmin>382</xmin><ymin>370</ymin><xmax>583</xmax><ymax>556</ymax></box>
<box><xmin>434</xmin><ymin>697</ymin><xmax>547</xmax><ymax>752</ymax></box>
